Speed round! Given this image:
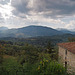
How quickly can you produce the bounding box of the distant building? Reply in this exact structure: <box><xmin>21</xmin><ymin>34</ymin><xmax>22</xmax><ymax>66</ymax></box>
<box><xmin>58</xmin><ymin>42</ymin><xmax>75</xmax><ymax>72</ymax></box>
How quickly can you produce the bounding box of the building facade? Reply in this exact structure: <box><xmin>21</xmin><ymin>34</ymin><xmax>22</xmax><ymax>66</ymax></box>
<box><xmin>58</xmin><ymin>42</ymin><xmax>75</xmax><ymax>72</ymax></box>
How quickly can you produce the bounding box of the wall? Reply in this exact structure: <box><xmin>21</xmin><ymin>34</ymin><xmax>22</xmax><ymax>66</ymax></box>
<box><xmin>58</xmin><ymin>46</ymin><xmax>75</xmax><ymax>72</ymax></box>
<box><xmin>58</xmin><ymin>46</ymin><xmax>65</xmax><ymax>64</ymax></box>
<box><xmin>67</xmin><ymin>50</ymin><xmax>75</xmax><ymax>72</ymax></box>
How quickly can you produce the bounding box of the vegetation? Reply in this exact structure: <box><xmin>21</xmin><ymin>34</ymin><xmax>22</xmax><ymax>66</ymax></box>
<box><xmin>0</xmin><ymin>37</ymin><xmax>74</xmax><ymax>75</ymax></box>
<box><xmin>68</xmin><ymin>37</ymin><xmax>75</xmax><ymax>42</ymax></box>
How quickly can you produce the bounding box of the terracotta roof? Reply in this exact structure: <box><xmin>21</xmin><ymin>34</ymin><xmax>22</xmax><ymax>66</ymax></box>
<box><xmin>58</xmin><ymin>42</ymin><xmax>75</xmax><ymax>54</ymax></box>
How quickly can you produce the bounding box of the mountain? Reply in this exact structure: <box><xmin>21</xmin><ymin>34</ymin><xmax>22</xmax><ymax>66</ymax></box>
<box><xmin>0</xmin><ymin>25</ymin><xmax>63</xmax><ymax>38</ymax></box>
<box><xmin>57</xmin><ymin>28</ymin><xmax>75</xmax><ymax>34</ymax></box>
<box><xmin>70</xmin><ymin>29</ymin><xmax>75</xmax><ymax>32</ymax></box>
<box><xmin>0</xmin><ymin>27</ymin><xmax>8</xmax><ymax>31</ymax></box>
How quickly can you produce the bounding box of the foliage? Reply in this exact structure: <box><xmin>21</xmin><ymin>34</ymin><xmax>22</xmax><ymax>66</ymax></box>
<box><xmin>0</xmin><ymin>44</ymin><xmax>4</xmax><ymax>64</ymax></box>
<box><xmin>68</xmin><ymin>37</ymin><xmax>75</xmax><ymax>42</ymax></box>
<box><xmin>0</xmin><ymin>39</ymin><xmax>74</xmax><ymax>75</ymax></box>
<box><xmin>0</xmin><ymin>57</ymin><xmax>23</xmax><ymax>75</ymax></box>
<box><xmin>36</xmin><ymin>59</ymin><xmax>65</xmax><ymax>75</ymax></box>
<box><xmin>0</xmin><ymin>58</ymin><xmax>66</xmax><ymax>75</ymax></box>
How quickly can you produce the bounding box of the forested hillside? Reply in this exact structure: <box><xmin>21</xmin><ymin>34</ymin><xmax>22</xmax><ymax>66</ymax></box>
<box><xmin>0</xmin><ymin>36</ymin><xmax>75</xmax><ymax>75</ymax></box>
<box><xmin>0</xmin><ymin>26</ymin><xmax>63</xmax><ymax>38</ymax></box>
<box><xmin>0</xmin><ymin>39</ymin><xmax>65</xmax><ymax>75</ymax></box>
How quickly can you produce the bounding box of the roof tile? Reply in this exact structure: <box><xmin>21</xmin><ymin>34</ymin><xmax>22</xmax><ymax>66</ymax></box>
<box><xmin>58</xmin><ymin>42</ymin><xmax>75</xmax><ymax>54</ymax></box>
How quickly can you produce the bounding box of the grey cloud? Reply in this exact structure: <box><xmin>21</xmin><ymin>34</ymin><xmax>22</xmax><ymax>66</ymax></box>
<box><xmin>0</xmin><ymin>0</ymin><xmax>10</xmax><ymax>5</ymax></box>
<box><xmin>11</xmin><ymin>0</ymin><xmax>31</xmax><ymax>19</ymax></box>
<box><xmin>11</xmin><ymin>0</ymin><xmax>75</xmax><ymax>18</ymax></box>
<box><xmin>0</xmin><ymin>17</ymin><xmax>4</xmax><ymax>23</ymax></box>
<box><xmin>33</xmin><ymin>0</ymin><xmax>75</xmax><ymax>17</ymax></box>
<box><xmin>71</xmin><ymin>0</ymin><xmax>75</xmax><ymax>1</ymax></box>
<box><xmin>0</xmin><ymin>13</ymin><xmax>5</xmax><ymax>23</ymax></box>
<box><xmin>11</xmin><ymin>0</ymin><xmax>30</xmax><ymax>14</ymax></box>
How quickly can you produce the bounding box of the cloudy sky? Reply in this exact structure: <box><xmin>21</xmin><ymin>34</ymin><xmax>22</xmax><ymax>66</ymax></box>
<box><xmin>0</xmin><ymin>0</ymin><xmax>75</xmax><ymax>29</ymax></box>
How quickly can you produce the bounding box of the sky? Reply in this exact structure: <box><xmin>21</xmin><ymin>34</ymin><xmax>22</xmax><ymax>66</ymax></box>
<box><xmin>0</xmin><ymin>0</ymin><xmax>75</xmax><ymax>29</ymax></box>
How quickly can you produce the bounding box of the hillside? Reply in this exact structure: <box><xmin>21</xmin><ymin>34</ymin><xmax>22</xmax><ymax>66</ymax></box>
<box><xmin>57</xmin><ymin>28</ymin><xmax>75</xmax><ymax>34</ymax></box>
<box><xmin>0</xmin><ymin>25</ymin><xmax>63</xmax><ymax>38</ymax></box>
<box><xmin>0</xmin><ymin>27</ymin><xmax>8</xmax><ymax>31</ymax></box>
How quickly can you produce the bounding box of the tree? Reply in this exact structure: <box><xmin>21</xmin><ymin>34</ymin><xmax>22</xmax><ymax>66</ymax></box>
<box><xmin>46</xmin><ymin>41</ymin><xmax>53</xmax><ymax>54</ymax></box>
<box><xmin>0</xmin><ymin>44</ymin><xmax>4</xmax><ymax>64</ymax></box>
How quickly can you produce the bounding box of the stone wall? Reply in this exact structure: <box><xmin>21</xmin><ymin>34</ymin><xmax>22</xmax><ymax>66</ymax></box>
<box><xmin>58</xmin><ymin>46</ymin><xmax>75</xmax><ymax>72</ymax></box>
<box><xmin>67</xmin><ymin>50</ymin><xmax>75</xmax><ymax>72</ymax></box>
<box><xmin>58</xmin><ymin>46</ymin><xmax>65</xmax><ymax>64</ymax></box>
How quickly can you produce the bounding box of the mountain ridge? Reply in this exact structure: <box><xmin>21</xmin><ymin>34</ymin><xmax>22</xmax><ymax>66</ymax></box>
<box><xmin>0</xmin><ymin>25</ymin><xmax>63</xmax><ymax>38</ymax></box>
<box><xmin>0</xmin><ymin>26</ymin><xmax>8</xmax><ymax>31</ymax></box>
<box><xmin>56</xmin><ymin>28</ymin><xmax>75</xmax><ymax>34</ymax></box>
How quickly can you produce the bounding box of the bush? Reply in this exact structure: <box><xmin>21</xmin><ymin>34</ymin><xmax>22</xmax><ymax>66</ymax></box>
<box><xmin>35</xmin><ymin>59</ymin><xmax>66</xmax><ymax>75</ymax></box>
<box><xmin>23</xmin><ymin>59</ymin><xmax>66</xmax><ymax>75</ymax></box>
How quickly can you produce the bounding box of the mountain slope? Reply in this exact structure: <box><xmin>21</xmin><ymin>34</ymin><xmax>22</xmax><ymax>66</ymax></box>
<box><xmin>57</xmin><ymin>28</ymin><xmax>75</xmax><ymax>34</ymax></box>
<box><xmin>0</xmin><ymin>27</ymin><xmax>8</xmax><ymax>31</ymax></box>
<box><xmin>0</xmin><ymin>25</ymin><xmax>63</xmax><ymax>38</ymax></box>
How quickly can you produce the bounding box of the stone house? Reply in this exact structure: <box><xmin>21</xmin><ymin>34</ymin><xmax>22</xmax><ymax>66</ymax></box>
<box><xmin>58</xmin><ymin>42</ymin><xmax>75</xmax><ymax>72</ymax></box>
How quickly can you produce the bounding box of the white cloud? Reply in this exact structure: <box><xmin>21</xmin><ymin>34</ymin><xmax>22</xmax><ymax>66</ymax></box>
<box><xmin>65</xmin><ymin>20</ymin><xmax>75</xmax><ymax>29</ymax></box>
<box><xmin>0</xmin><ymin>0</ymin><xmax>75</xmax><ymax>29</ymax></box>
<box><xmin>0</xmin><ymin>0</ymin><xmax>14</xmax><ymax>20</ymax></box>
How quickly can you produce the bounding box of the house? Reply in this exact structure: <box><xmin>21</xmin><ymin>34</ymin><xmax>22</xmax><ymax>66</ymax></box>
<box><xmin>58</xmin><ymin>42</ymin><xmax>75</xmax><ymax>72</ymax></box>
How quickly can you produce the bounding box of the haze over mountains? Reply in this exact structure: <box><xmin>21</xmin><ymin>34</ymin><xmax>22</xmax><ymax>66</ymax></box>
<box><xmin>57</xmin><ymin>28</ymin><xmax>75</xmax><ymax>34</ymax></box>
<box><xmin>0</xmin><ymin>25</ymin><xmax>75</xmax><ymax>38</ymax></box>
<box><xmin>0</xmin><ymin>27</ymin><xmax>8</xmax><ymax>31</ymax></box>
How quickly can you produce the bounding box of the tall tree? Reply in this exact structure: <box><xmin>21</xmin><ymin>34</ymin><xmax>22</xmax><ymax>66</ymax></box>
<box><xmin>0</xmin><ymin>44</ymin><xmax>4</xmax><ymax>64</ymax></box>
<box><xmin>46</xmin><ymin>41</ymin><xmax>53</xmax><ymax>54</ymax></box>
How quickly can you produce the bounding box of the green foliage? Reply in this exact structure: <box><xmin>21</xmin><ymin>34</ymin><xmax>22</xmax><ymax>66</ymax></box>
<box><xmin>22</xmin><ymin>59</ymin><xmax>66</xmax><ymax>75</ymax></box>
<box><xmin>0</xmin><ymin>44</ymin><xmax>4</xmax><ymax>64</ymax></box>
<box><xmin>1</xmin><ymin>57</ymin><xmax>23</xmax><ymax>75</ymax></box>
<box><xmin>23</xmin><ymin>63</ymin><xmax>33</xmax><ymax>75</ymax></box>
<box><xmin>35</xmin><ymin>59</ymin><xmax>65</xmax><ymax>75</ymax></box>
<box><xmin>0</xmin><ymin>39</ymin><xmax>74</xmax><ymax>75</ymax></box>
<box><xmin>68</xmin><ymin>37</ymin><xmax>75</xmax><ymax>42</ymax></box>
<box><xmin>17</xmin><ymin>44</ymin><xmax>39</xmax><ymax>64</ymax></box>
